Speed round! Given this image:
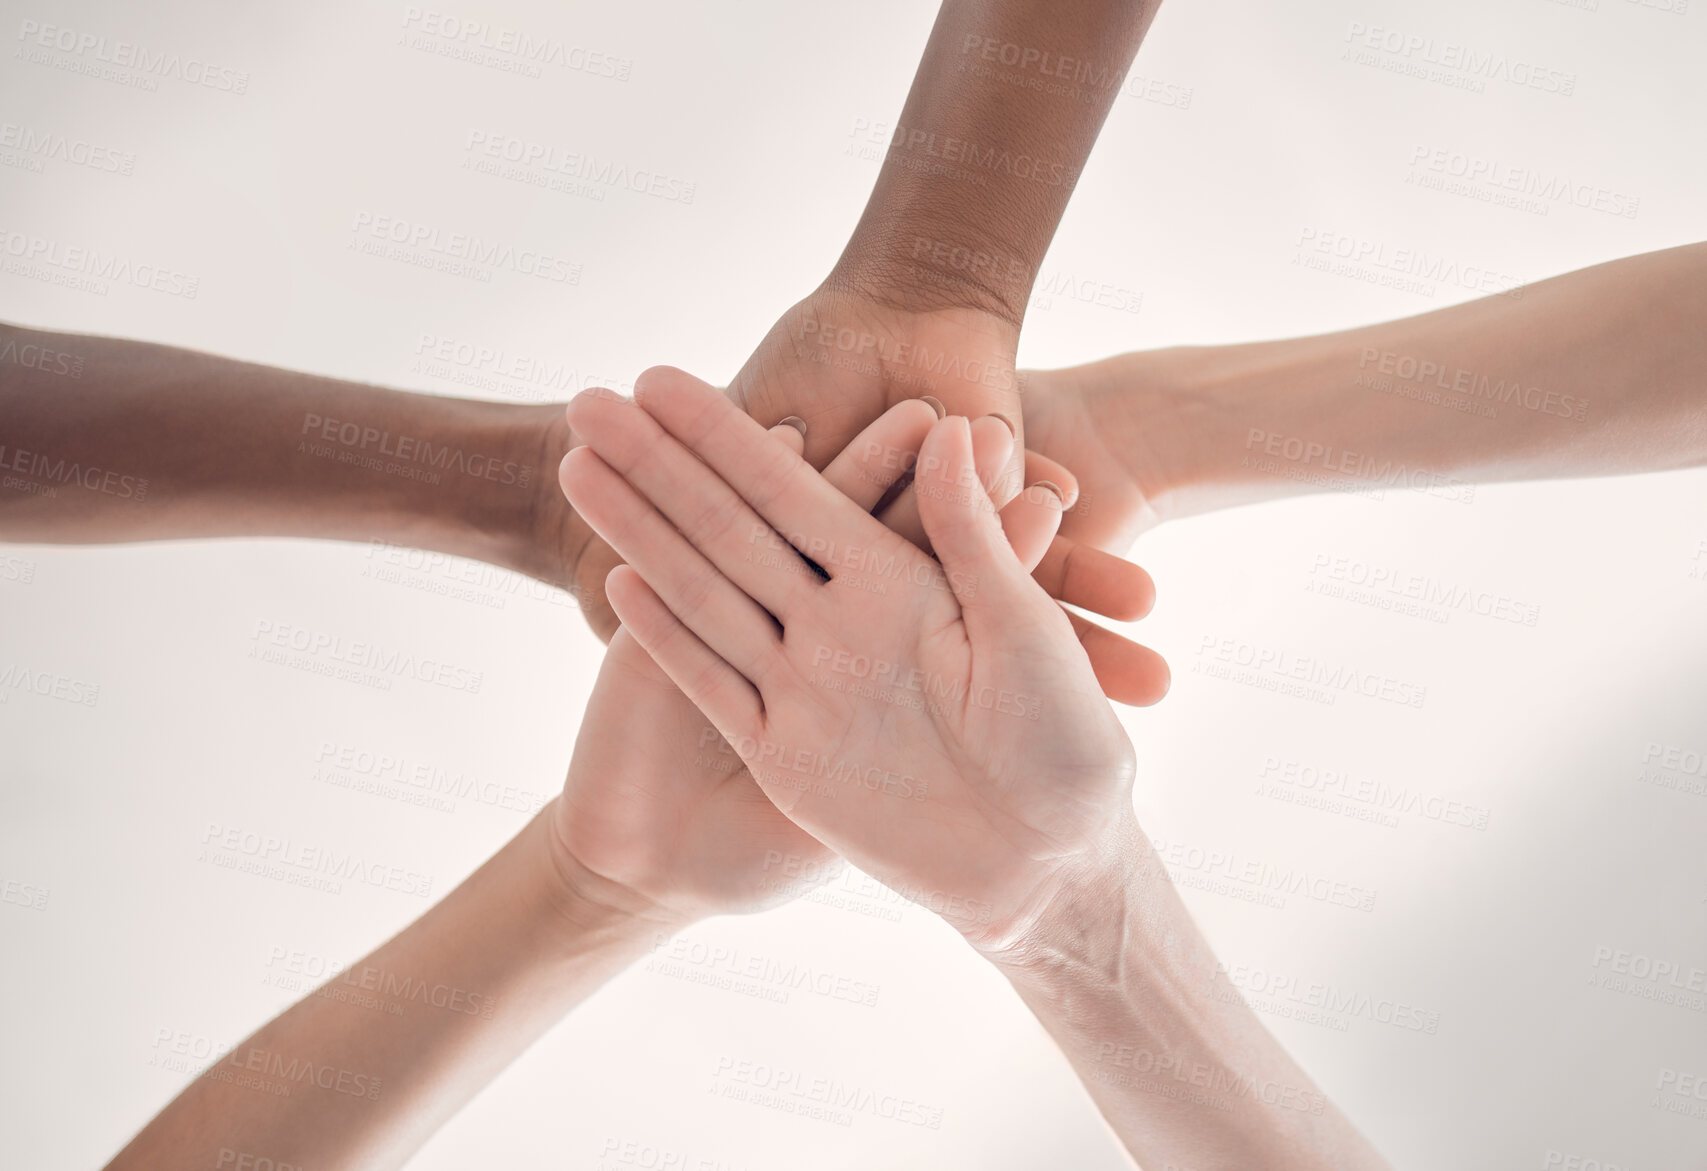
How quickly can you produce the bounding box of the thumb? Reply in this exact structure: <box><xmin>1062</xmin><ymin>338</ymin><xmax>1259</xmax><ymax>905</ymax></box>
<box><xmin>914</xmin><ymin>417</ymin><xmax>1037</xmax><ymax>612</ymax></box>
<box><xmin>999</xmin><ymin>483</ymin><xmax>1067</xmax><ymax>573</ymax></box>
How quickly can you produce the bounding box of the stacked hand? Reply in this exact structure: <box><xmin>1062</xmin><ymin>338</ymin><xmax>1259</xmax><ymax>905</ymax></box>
<box><xmin>557</xmin><ymin>370</ymin><xmax>1136</xmax><ymax>950</ymax></box>
<box><xmin>543</xmin><ymin>286</ymin><xmax>1170</xmax><ymax>707</ymax></box>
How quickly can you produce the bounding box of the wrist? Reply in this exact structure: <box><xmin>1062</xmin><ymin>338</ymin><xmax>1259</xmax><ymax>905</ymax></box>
<box><xmin>535</xmin><ymin>797</ymin><xmax>702</xmax><ymax>946</ymax></box>
<box><xmin>965</xmin><ymin>808</ymin><xmax>1153</xmax><ymax>974</ymax></box>
<box><xmin>1090</xmin><ymin>335</ymin><xmax>1358</xmax><ymax>524</ymax></box>
<box><xmin>826</xmin><ymin>228</ymin><xmax>1038</xmax><ymax>327</ymax></box>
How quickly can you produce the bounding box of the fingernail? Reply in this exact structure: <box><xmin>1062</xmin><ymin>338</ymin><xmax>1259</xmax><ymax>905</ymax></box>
<box><xmin>920</xmin><ymin>395</ymin><xmax>945</xmax><ymax>418</ymax></box>
<box><xmin>1029</xmin><ymin>480</ymin><xmax>1066</xmax><ymax>506</ymax></box>
<box><xmin>778</xmin><ymin>416</ymin><xmax>808</xmax><ymax>438</ymax></box>
<box><xmin>585</xmin><ymin>384</ymin><xmax>625</xmax><ymax>402</ymax></box>
<box><xmin>988</xmin><ymin>413</ymin><xmax>1017</xmax><ymax>438</ymax></box>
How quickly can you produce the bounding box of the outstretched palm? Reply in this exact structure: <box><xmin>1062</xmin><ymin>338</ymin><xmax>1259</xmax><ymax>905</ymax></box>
<box><xmin>562</xmin><ymin>370</ymin><xmax>1135</xmax><ymax>946</ymax></box>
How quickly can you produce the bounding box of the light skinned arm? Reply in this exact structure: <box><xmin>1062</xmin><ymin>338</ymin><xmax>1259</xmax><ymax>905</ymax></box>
<box><xmin>561</xmin><ymin>371</ymin><xmax>1388</xmax><ymax>1168</ymax></box>
<box><xmin>104</xmin><ymin>806</ymin><xmax>676</xmax><ymax>1171</ymax></box>
<box><xmin>988</xmin><ymin>821</ymin><xmax>1388</xmax><ymax>1169</ymax></box>
<box><xmin>105</xmin><ymin>406</ymin><xmax>1070</xmax><ymax>1169</ymax></box>
<box><xmin>1019</xmin><ymin>242</ymin><xmax>1707</xmax><ymax>551</ymax></box>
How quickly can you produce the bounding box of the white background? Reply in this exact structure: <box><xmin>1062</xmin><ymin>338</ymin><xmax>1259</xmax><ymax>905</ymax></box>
<box><xmin>2</xmin><ymin>0</ymin><xmax>1705</xmax><ymax>1167</ymax></box>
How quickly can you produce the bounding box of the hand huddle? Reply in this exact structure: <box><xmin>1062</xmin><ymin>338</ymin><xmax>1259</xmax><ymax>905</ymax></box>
<box><xmin>77</xmin><ymin>236</ymin><xmax>1701</xmax><ymax>1170</ymax></box>
<box><xmin>6</xmin><ymin>0</ymin><xmax>1698</xmax><ymax>1166</ymax></box>
<box><xmin>555</xmin><ymin>370</ymin><xmax>1137</xmax><ymax>951</ymax></box>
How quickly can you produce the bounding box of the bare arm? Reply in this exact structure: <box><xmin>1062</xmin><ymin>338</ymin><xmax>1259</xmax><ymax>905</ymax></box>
<box><xmin>987</xmin><ymin>817</ymin><xmax>1389</xmax><ymax>1170</ymax></box>
<box><xmin>832</xmin><ymin>0</ymin><xmax>1165</xmax><ymax>325</ymax></box>
<box><xmin>1019</xmin><ymin>243</ymin><xmax>1707</xmax><ymax>547</ymax></box>
<box><xmin>0</xmin><ymin>324</ymin><xmax>615</xmax><ymax>631</ymax></box>
<box><xmin>105</xmin><ymin>808</ymin><xmax>672</xmax><ymax>1171</ymax></box>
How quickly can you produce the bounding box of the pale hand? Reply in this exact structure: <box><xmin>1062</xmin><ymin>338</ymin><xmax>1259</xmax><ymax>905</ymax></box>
<box><xmin>561</xmin><ymin>369</ymin><xmax>1136</xmax><ymax>950</ymax></box>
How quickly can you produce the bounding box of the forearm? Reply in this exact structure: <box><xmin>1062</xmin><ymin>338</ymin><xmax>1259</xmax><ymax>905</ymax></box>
<box><xmin>0</xmin><ymin>323</ymin><xmax>572</xmax><ymax>587</ymax></box>
<box><xmin>986</xmin><ymin>814</ymin><xmax>1388</xmax><ymax>1170</ymax></box>
<box><xmin>108</xmin><ymin>806</ymin><xmax>675</xmax><ymax>1171</ymax></box>
<box><xmin>1115</xmin><ymin>243</ymin><xmax>1707</xmax><ymax>521</ymax></box>
<box><xmin>833</xmin><ymin>0</ymin><xmax>1162</xmax><ymax>323</ymax></box>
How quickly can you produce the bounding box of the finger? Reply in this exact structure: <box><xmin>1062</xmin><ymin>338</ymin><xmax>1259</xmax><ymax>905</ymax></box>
<box><xmin>1033</xmin><ymin>538</ymin><xmax>1156</xmax><ymax>622</ymax></box>
<box><xmin>603</xmin><ymin>565</ymin><xmax>764</xmax><ymax>740</ymax></box>
<box><xmin>913</xmin><ymin>416</ymin><xmax>1036</xmax><ymax>611</ymax></box>
<box><xmin>1023</xmin><ymin>450</ymin><xmax>1079</xmax><ymax>509</ymax></box>
<box><xmin>567</xmin><ymin>388</ymin><xmax>819</xmax><ymax>621</ymax></box>
<box><xmin>571</xmin><ymin>535</ymin><xmax>624</xmax><ymax>644</ymax></box>
<box><xmin>819</xmin><ymin>398</ymin><xmax>938</xmax><ymax>511</ymax></box>
<box><xmin>560</xmin><ymin>446</ymin><xmax>789</xmax><ymax>690</ymax></box>
<box><xmin>631</xmin><ymin>366</ymin><xmax>912</xmax><ymax>569</ymax></box>
<box><xmin>768</xmin><ymin>419</ymin><xmax>807</xmax><ymax>457</ymax></box>
<box><xmin>878</xmin><ymin>414</ymin><xmax>1016</xmax><ymax>554</ymax></box>
<box><xmin>1067</xmin><ymin>609</ymin><xmax>1171</xmax><ymax>707</ymax></box>
<box><xmin>998</xmin><ymin>484</ymin><xmax>1066</xmax><ymax>574</ymax></box>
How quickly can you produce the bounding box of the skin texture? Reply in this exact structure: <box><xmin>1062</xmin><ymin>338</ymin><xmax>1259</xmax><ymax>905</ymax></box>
<box><xmin>562</xmin><ymin>370</ymin><xmax>1390</xmax><ymax>1169</ymax></box>
<box><xmin>559</xmin><ymin>0</ymin><xmax>1169</xmax><ymax>677</ymax></box>
<box><xmin>564</xmin><ymin>370</ymin><xmax>1129</xmax><ymax>944</ymax></box>
<box><xmin>0</xmin><ymin>321</ymin><xmax>1167</xmax><ymax>703</ymax></box>
<box><xmin>0</xmin><ymin>1</ymin><xmax>1176</xmax><ymax>699</ymax></box>
<box><xmin>103</xmin><ymin>405</ymin><xmax>1070</xmax><ymax>1170</ymax></box>
<box><xmin>1017</xmin><ymin>242</ymin><xmax>1707</xmax><ymax>552</ymax></box>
